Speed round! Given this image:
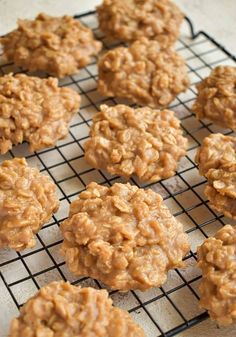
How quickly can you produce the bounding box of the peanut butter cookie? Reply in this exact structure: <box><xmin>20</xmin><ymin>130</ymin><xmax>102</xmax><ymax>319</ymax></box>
<box><xmin>98</xmin><ymin>38</ymin><xmax>189</xmax><ymax>108</ymax></box>
<box><xmin>84</xmin><ymin>104</ymin><xmax>188</xmax><ymax>182</ymax></box>
<box><xmin>0</xmin><ymin>73</ymin><xmax>80</xmax><ymax>154</ymax></box>
<box><xmin>61</xmin><ymin>182</ymin><xmax>190</xmax><ymax>291</ymax></box>
<box><xmin>196</xmin><ymin>133</ymin><xmax>236</xmax><ymax>219</ymax></box>
<box><xmin>192</xmin><ymin>66</ymin><xmax>236</xmax><ymax>131</ymax></box>
<box><xmin>0</xmin><ymin>158</ymin><xmax>59</xmax><ymax>251</ymax></box>
<box><xmin>0</xmin><ymin>13</ymin><xmax>102</xmax><ymax>78</ymax></box>
<box><xmin>198</xmin><ymin>225</ymin><xmax>236</xmax><ymax>326</ymax></box>
<box><xmin>97</xmin><ymin>0</ymin><xmax>183</xmax><ymax>47</ymax></box>
<box><xmin>8</xmin><ymin>281</ymin><xmax>145</xmax><ymax>337</ymax></box>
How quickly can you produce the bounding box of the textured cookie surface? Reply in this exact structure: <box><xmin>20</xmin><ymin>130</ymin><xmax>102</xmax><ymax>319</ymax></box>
<box><xmin>97</xmin><ymin>0</ymin><xmax>183</xmax><ymax>47</ymax></box>
<box><xmin>8</xmin><ymin>281</ymin><xmax>145</xmax><ymax>337</ymax></box>
<box><xmin>193</xmin><ymin>66</ymin><xmax>236</xmax><ymax>131</ymax></box>
<box><xmin>61</xmin><ymin>182</ymin><xmax>190</xmax><ymax>291</ymax></box>
<box><xmin>196</xmin><ymin>133</ymin><xmax>236</xmax><ymax>219</ymax></box>
<box><xmin>0</xmin><ymin>13</ymin><xmax>102</xmax><ymax>77</ymax></box>
<box><xmin>98</xmin><ymin>38</ymin><xmax>189</xmax><ymax>108</ymax></box>
<box><xmin>0</xmin><ymin>158</ymin><xmax>59</xmax><ymax>251</ymax></box>
<box><xmin>84</xmin><ymin>104</ymin><xmax>188</xmax><ymax>182</ymax></box>
<box><xmin>0</xmin><ymin>73</ymin><xmax>80</xmax><ymax>154</ymax></box>
<box><xmin>198</xmin><ymin>225</ymin><xmax>236</xmax><ymax>326</ymax></box>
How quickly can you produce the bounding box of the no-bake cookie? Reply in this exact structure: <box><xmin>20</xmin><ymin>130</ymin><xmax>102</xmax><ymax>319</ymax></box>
<box><xmin>195</xmin><ymin>133</ymin><xmax>236</xmax><ymax>219</ymax></box>
<box><xmin>8</xmin><ymin>281</ymin><xmax>145</xmax><ymax>337</ymax></box>
<box><xmin>0</xmin><ymin>158</ymin><xmax>59</xmax><ymax>251</ymax></box>
<box><xmin>84</xmin><ymin>104</ymin><xmax>188</xmax><ymax>182</ymax></box>
<box><xmin>0</xmin><ymin>13</ymin><xmax>102</xmax><ymax>77</ymax></box>
<box><xmin>198</xmin><ymin>225</ymin><xmax>236</xmax><ymax>326</ymax></box>
<box><xmin>0</xmin><ymin>73</ymin><xmax>80</xmax><ymax>154</ymax></box>
<box><xmin>97</xmin><ymin>0</ymin><xmax>183</xmax><ymax>47</ymax></box>
<box><xmin>61</xmin><ymin>182</ymin><xmax>190</xmax><ymax>291</ymax></box>
<box><xmin>192</xmin><ymin>66</ymin><xmax>236</xmax><ymax>131</ymax></box>
<box><xmin>98</xmin><ymin>38</ymin><xmax>189</xmax><ymax>108</ymax></box>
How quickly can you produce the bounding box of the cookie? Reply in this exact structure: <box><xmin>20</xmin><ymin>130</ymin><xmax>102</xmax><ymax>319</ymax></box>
<box><xmin>97</xmin><ymin>0</ymin><xmax>183</xmax><ymax>47</ymax></box>
<box><xmin>0</xmin><ymin>158</ymin><xmax>59</xmax><ymax>251</ymax></box>
<box><xmin>0</xmin><ymin>13</ymin><xmax>102</xmax><ymax>78</ymax></box>
<box><xmin>192</xmin><ymin>66</ymin><xmax>236</xmax><ymax>131</ymax></box>
<box><xmin>8</xmin><ymin>281</ymin><xmax>145</xmax><ymax>337</ymax></box>
<box><xmin>98</xmin><ymin>38</ymin><xmax>189</xmax><ymax>108</ymax></box>
<box><xmin>0</xmin><ymin>73</ymin><xmax>80</xmax><ymax>154</ymax></box>
<box><xmin>196</xmin><ymin>133</ymin><xmax>236</xmax><ymax>219</ymax></box>
<box><xmin>197</xmin><ymin>225</ymin><xmax>236</xmax><ymax>326</ymax></box>
<box><xmin>61</xmin><ymin>182</ymin><xmax>190</xmax><ymax>291</ymax></box>
<box><xmin>84</xmin><ymin>104</ymin><xmax>188</xmax><ymax>182</ymax></box>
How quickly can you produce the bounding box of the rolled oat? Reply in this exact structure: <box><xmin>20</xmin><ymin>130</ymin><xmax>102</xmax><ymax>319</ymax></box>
<box><xmin>192</xmin><ymin>66</ymin><xmax>236</xmax><ymax>131</ymax></box>
<box><xmin>195</xmin><ymin>133</ymin><xmax>236</xmax><ymax>219</ymax></box>
<box><xmin>8</xmin><ymin>281</ymin><xmax>145</xmax><ymax>337</ymax></box>
<box><xmin>84</xmin><ymin>104</ymin><xmax>188</xmax><ymax>182</ymax></box>
<box><xmin>0</xmin><ymin>13</ymin><xmax>102</xmax><ymax>78</ymax></box>
<box><xmin>98</xmin><ymin>38</ymin><xmax>189</xmax><ymax>108</ymax></box>
<box><xmin>198</xmin><ymin>225</ymin><xmax>236</xmax><ymax>326</ymax></box>
<box><xmin>97</xmin><ymin>0</ymin><xmax>183</xmax><ymax>47</ymax></box>
<box><xmin>0</xmin><ymin>73</ymin><xmax>80</xmax><ymax>154</ymax></box>
<box><xmin>61</xmin><ymin>182</ymin><xmax>190</xmax><ymax>291</ymax></box>
<box><xmin>0</xmin><ymin>158</ymin><xmax>59</xmax><ymax>251</ymax></box>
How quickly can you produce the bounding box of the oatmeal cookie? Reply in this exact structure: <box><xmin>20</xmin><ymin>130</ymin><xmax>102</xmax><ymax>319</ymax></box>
<box><xmin>0</xmin><ymin>73</ymin><xmax>80</xmax><ymax>154</ymax></box>
<box><xmin>196</xmin><ymin>133</ymin><xmax>236</xmax><ymax>219</ymax></box>
<box><xmin>192</xmin><ymin>66</ymin><xmax>236</xmax><ymax>131</ymax></box>
<box><xmin>8</xmin><ymin>281</ymin><xmax>145</xmax><ymax>337</ymax></box>
<box><xmin>0</xmin><ymin>158</ymin><xmax>59</xmax><ymax>251</ymax></box>
<box><xmin>197</xmin><ymin>225</ymin><xmax>236</xmax><ymax>326</ymax></box>
<box><xmin>61</xmin><ymin>182</ymin><xmax>190</xmax><ymax>291</ymax></box>
<box><xmin>98</xmin><ymin>38</ymin><xmax>189</xmax><ymax>108</ymax></box>
<box><xmin>0</xmin><ymin>13</ymin><xmax>102</xmax><ymax>78</ymax></box>
<box><xmin>84</xmin><ymin>104</ymin><xmax>188</xmax><ymax>182</ymax></box>
<box><xmin>205</xmin><ymin>165</ymin><xmax>236</xmax><ymax>219</ymax></box>
<box><xmin>195</xmin><ymin>133</ymin><xmax>236</xmax><ymax>176</ymax></box>
<box><xmin>97</xmin><ymin>0</ymin><xmax>183</xmax><ymax>47</ymax></box>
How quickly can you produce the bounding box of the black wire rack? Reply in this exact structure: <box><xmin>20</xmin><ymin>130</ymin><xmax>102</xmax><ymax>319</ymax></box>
<box><xmin>0</xmin><ymin>10</ymin><xmax>236</xmax><ymax>337</ymax></box>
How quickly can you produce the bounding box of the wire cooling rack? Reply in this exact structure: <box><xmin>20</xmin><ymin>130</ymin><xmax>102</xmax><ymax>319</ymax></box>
<box><xmin>0</xmin><ymin>10</ymin><xmax>236</xmax><ymax>337</ymax></box>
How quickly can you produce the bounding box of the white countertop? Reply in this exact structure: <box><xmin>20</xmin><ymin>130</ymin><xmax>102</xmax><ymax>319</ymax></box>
<box><xmin>0</xmin><ymin>1</ymin><xmax>235</xmax><ymax>337</ymax></box>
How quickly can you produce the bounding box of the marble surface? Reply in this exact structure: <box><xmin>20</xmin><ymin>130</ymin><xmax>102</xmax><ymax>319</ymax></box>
<box><xmin>0</xmin><ymin>1</ymin><xmax>235</xmax><ymax>337</ymax></box>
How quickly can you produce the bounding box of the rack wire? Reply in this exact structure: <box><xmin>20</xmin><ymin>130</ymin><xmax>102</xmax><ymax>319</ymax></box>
<box><xmin>0</xmin><ymin>10</ymin><xmax>235</xmax><ymax>337</ymax></box>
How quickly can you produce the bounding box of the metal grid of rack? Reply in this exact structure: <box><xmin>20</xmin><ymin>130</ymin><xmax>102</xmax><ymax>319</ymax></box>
<box><xmin>0</xmin><ymin>11</ymin><xmax>235</xmax><ymax>337</ymax></box>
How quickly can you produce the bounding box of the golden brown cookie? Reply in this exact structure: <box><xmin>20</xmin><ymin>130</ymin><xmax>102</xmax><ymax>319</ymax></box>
<box><xmin>192</xmin><ymin>66</ymin><xmax>236</xmax><ymax>131</ymax></box>
<box><xmin>0</xmin><ymin>13</ymin><xmax>102</xmax><ymax>77</ymax></box>
<box><xmin>0</xmin><ymin>73</ymin><xmax>80</xmax><ymax>154</ymax></box>
<box><xmin>196</xmin><ymin>133</ymin><xmax>236</xmax><ymax>219</ymax></box>
<box><xmin>61</xmin><ymin>182</ymin><xmax>190</xmax><ymax>291</ymax></box>
<box><xmin>97</xmin><ymin>0</ymin><xmax>183</xmax><ymax>47</ymax></box>
<box><xmin>198</xmin><ymin>225</ymin><xmax>236</xmax><ymax>326</ymax></box>
<box><xmin>98</xmin><ymin>38</ymin><xmax>189</xmax><ymax>108</ymax></box>
<box><xmin>8</xmin><ymin>281</ymin><xmax>145</xmax><ymax>337</ymax></box>
<box><xmin>84</xmin><ymin>104</ymin><xmax>188</xmax><ymax>182</ymax></box>
<box><xmin>0</xmin><ymin>158</ymin><xmax>59</xmax><ymax>251</ymax></box>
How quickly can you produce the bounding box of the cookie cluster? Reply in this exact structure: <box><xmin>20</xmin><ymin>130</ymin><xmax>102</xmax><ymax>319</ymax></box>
<box><xmin>196</xmin><ymin>133</ymin><xmax>236</xmax><ymax>220</ymax></box>
<box><xmin>0</xmin><ymin>2</ymin><xmax>236</xmax><ymax>336</ymax></box>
